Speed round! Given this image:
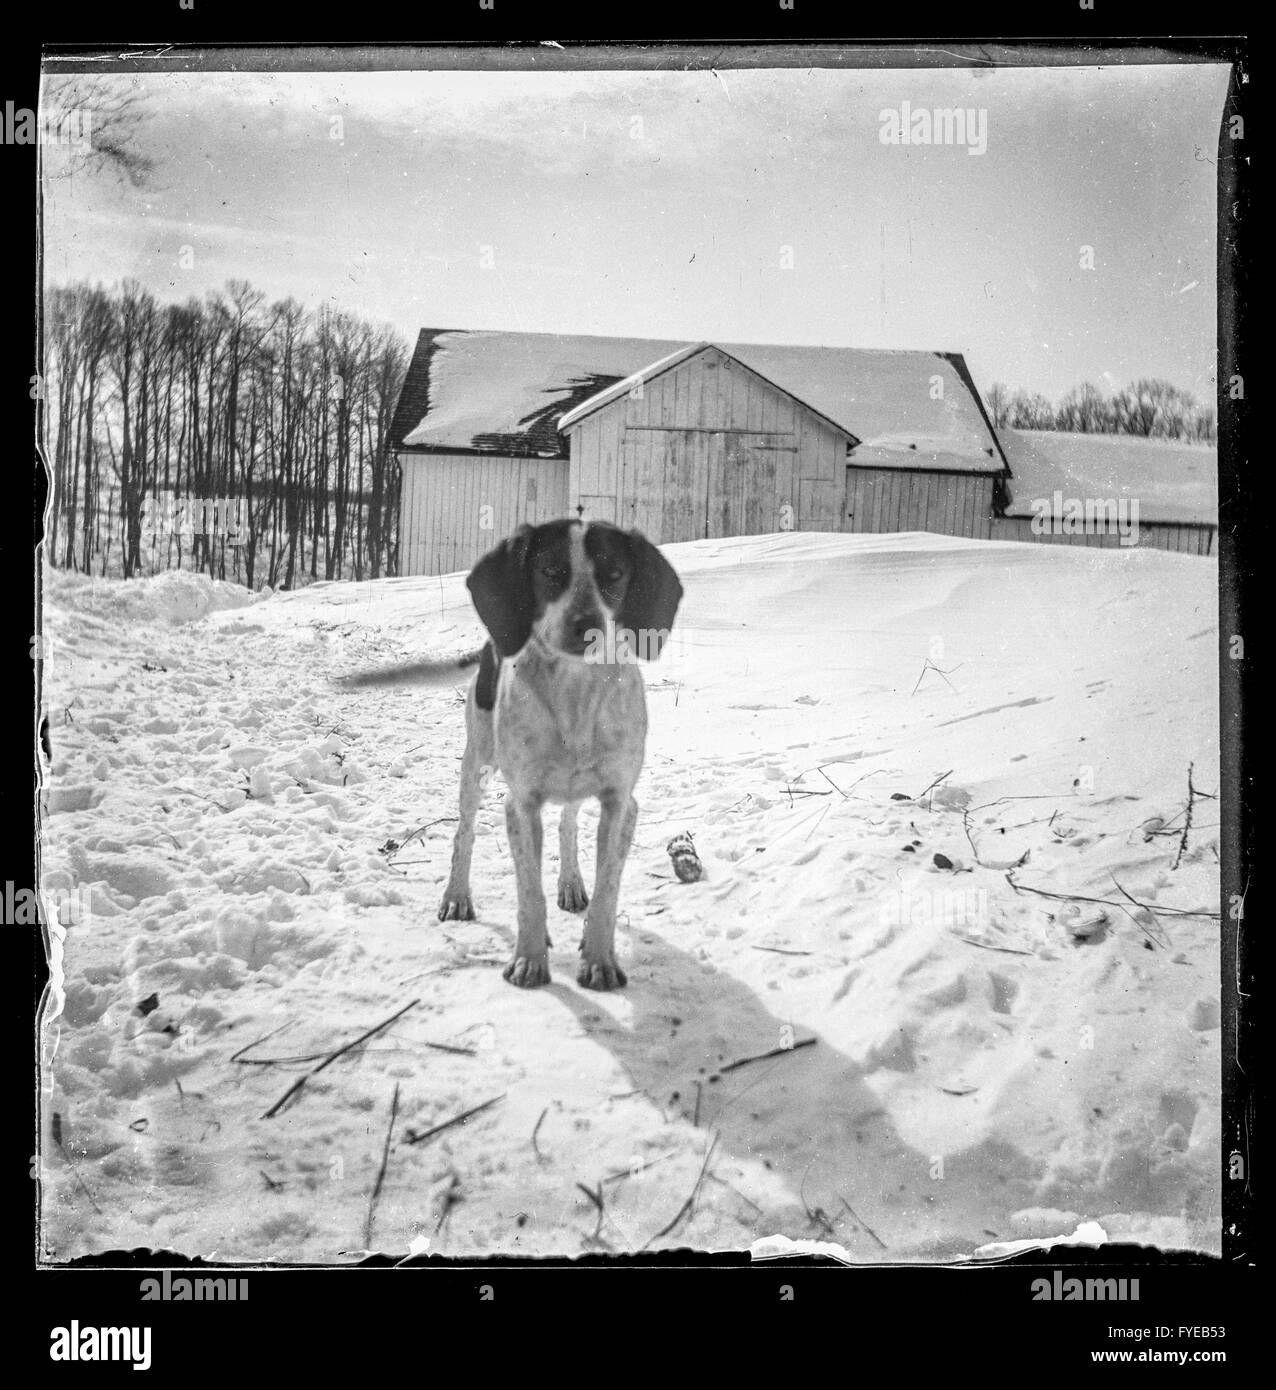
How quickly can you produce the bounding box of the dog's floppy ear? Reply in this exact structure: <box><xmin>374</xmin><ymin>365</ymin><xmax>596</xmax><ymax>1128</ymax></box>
<box><xmin>617</xmin><ymin>530</ymin><xmax>683</xmax><ymax>660</ymax></box>
<box><xmin>467</xmin><ymin>525</ymin><xmax>536</xmax><ymax>656</ymax></box>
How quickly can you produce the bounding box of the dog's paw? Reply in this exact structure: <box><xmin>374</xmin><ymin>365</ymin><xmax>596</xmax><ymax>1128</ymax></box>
<box><xmin>577</xmin><ymin>957</ymin><xmax>628</xmax><ymax>991</ymax></box>
<box><xmin>557</xmin><ymin>878</ymin><xmax>590</xmax><ymax>912</ymax></box>
<box><xmin>438</xmin><ymin>893</ymin><xmax>476</xmax><ymax>922</ymax></box>
<box><xmin>503</xmin><ymin>954</ymin><xmax>552</xmax><ymax>988</ymax></box>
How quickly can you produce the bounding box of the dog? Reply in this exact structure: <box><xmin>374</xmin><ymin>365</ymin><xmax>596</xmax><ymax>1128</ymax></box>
<box><xmin>342</xmin><ymin>519</ymin><xmax>682</xmax><ymax>990</ymax></box>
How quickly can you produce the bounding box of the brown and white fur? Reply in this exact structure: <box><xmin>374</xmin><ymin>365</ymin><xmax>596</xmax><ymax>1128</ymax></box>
<box><xmin>347</xmin><ymin>519</ymin><xmax>682</xmax><ymax>990</ymax></box>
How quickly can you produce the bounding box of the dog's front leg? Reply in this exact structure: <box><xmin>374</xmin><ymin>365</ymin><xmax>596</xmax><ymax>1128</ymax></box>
<box><xmin>557</xmin><ymin>801</ymin><xmax>590</xmax><ymax>911</ymax></box>
<box><xmin>439</xmin><ymin>692</ymin><xmax>493</xmax><ymax>922</ymax></box>
<box><xmin>503</xmin><ymin>795</ymin><xmax>552</xmax><ymax>987</ymax></box>
<box><xmin>578</xmin><ymin>791</ymin><xmax>637</xmax><ymax>990</ymax></box>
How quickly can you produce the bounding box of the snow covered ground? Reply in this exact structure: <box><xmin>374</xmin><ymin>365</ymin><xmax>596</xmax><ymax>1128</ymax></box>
<box><xmin>37</xmin><ymin>531</ymin><xmax>1221</xmax><ymax>1262</ymax></box>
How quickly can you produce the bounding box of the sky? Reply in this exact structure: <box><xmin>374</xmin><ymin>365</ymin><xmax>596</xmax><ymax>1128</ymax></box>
<box><xmin>40</xmin><ymin>62</ymin><xmax>1231</xmax><ymax>402</ymax></box>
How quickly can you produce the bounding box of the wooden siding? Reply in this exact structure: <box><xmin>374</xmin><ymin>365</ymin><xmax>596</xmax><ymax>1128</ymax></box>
<box><xmin>989</xmin><ymin>516</ymin><xmax>1217</xmax><ymax>556</ymax></box>
<box><xmin>568</xmin><ymin>346</ymin><xmax>850</xmax><ymax>540</ymax></box>
<box><xmin>397</xmin><ymin>453</ymin><xmax>569</xmax><ymax>576</ymax></box>
<box><xmin>845</xmin><ymin>467</ymin><xmax>996</xmax><ymax>538</ymax></box>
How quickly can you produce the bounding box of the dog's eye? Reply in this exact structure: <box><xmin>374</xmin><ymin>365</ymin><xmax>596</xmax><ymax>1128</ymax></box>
<box><xmin>600</xmin><ymin>568</ymin><xmax>624</xmax><ymax>585</ymax></box>
<box><xmin>540</xmin><ymin>565</ymin><xmax>567</xmax><ymax>583</ymax></box>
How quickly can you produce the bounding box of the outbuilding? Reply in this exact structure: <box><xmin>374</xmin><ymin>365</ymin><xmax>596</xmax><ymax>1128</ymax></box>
<box><xmin>388</xmin><ymin>329</ymin><xmax>1008</xmax><ymax>575</ymax></box>
<box><xmin>991</xmin><ymin>429</ymin><xmax>1218</xmax><ymax>555</ymax></box>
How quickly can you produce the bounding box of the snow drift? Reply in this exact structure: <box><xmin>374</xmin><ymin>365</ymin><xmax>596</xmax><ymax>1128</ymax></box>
<box><xmin>38</xmin><ymin>531</ymin><xmax>1220</xmax><ymax>1261</ymax></box>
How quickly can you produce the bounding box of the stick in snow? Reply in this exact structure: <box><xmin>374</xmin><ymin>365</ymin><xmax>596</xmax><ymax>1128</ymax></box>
<box><xmin>260</xmin><ymin>999</ymin><xmax>419</xmax><ymax>1119</ymax></box>
<box><xmin>642</xmin><ymin>1131</ymin><xmax>720</xmax><ymax>1249</ymax></box>
<box><xmin>719</xmin><ymin>1036</ymin><xmax>817</xmax><ymax>1073</ymax></box>
<box><xmin>363</xmin><ymin>1082</ymin><xmax>401</xmax><ymax>1251</ymax></box>
<box><xmin>404</xmin><ymin>1093</ymin><xmax>506</xmax><ymax>1147</ymax></box>
<box><xmin>531</xmin><ymin>1106</ymin><xmax>549</xmax><ymax>1162</ymax></box>
<box><xmin>839</xmin><ymin>1194</ymin><xmax>888</xmax><ymax>1251</ymax></box>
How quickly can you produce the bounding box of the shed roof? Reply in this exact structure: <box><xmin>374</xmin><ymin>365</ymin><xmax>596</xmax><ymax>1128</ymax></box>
<box><xmin>999</xmin><ymin>429</ymin><xmax>1218</xmax><ymax>526</ymax></box>
<box><xmin>390</xmin><ymin>328</ymin><xmax>1005</xmax><ymax>470</ymax></box>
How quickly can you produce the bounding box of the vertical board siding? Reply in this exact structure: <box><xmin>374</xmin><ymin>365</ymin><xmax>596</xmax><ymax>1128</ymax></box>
<box><xmin>396</xmin><ymin>453</ymin><xmax>568</xmax><ymax>576</ymax></box>
<box><xmin>987</xmin><ymin>515</ymin><xmax>1216</xmax><ymax>555</ymax></box>
<box><xmin>841</xmin><ymin>467</ymin><xmax>997</xmax><ymax>538</ymax></box>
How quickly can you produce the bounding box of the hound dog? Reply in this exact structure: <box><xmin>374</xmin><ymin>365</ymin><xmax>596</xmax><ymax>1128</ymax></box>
<box><xmin>343</xmin><ymin>519</ymin><xmax>682</xmax><ymax>990</ymax></box>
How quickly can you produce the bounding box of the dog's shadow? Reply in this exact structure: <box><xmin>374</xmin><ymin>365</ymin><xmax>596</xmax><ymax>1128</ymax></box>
<box><xmin>478</xmin><ymin>910</ymin><xmax>1037</xmax><ymax>1260</ymax></box>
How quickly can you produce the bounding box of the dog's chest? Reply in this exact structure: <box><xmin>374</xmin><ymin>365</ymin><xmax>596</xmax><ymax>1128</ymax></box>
<box><xmin>494</xmin><ymin>655</ymin><xmax>647</xmax><ymax>802</ymax></box>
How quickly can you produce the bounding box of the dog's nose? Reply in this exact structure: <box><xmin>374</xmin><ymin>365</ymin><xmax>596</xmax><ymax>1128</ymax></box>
<box><xmin>569</xmin><ymin>612</ymin><xmax>603</xmax><ymax>644</ymax></box>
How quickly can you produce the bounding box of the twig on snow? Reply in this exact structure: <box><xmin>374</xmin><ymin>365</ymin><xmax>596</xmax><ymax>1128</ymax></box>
<box><xmin>260</xmin><ymin>999</ymin><xmax>419</xmax><ymax>1119</ymax></box>
<box><xmin>1006</xmin><ymin>872</ymin><xmax>1217</xmax><ymax>920</ymax></box>
<box><xmin>957</xmin><ymin>936</ymin><xmax>1034</xmax><ymax>956</ymax></box>
<box><xmin>363</xmin><ymin>1082</ymin><xmax>401</xmax><ymax>1250</ymax></box>
<box><xmin>404</xmin><ymin>1093</ymin><xmax>506</xmax><ymax>1147</ymax></box>
<box><xmin>914</xmin><ymin>768</ymin><xmax>954</xmax><ymax>806</ymax></box>
<box><xmin>839</xmin><ymin>1194</ymin><xmax>888</xmax><ymax>1250</ymax></box>
<box><xmin>642</xmin><ymin>1131</ymin><xmax>720</xmax><ymax>1249</ymax></box>
<box><xmin>531</xmin><ymin>1106</ymin><xmax>549</xmax><ymax>1162</ymax></box>
<box><xmin>720</xmin><ymin>1036</ymin><xmax>816</xmax><ymax>1074</ymax></box>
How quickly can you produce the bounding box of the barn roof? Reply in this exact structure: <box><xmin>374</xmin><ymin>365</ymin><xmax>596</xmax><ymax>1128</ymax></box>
<box><xmin>999</xmin><ymin>429</ymin><xmax>1218</xmax><ymax>526</ymax></box>
<box><xmin>390</xmin><ymin>328</ymin><xmax>1006</xmax><ymax>471</ymax></box>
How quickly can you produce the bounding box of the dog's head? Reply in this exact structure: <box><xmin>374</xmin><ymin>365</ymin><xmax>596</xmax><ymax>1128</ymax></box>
<box><xmin>467</xmin><ymin>519</ymin><xmax>683</xmax><ymax>662</ymax></box>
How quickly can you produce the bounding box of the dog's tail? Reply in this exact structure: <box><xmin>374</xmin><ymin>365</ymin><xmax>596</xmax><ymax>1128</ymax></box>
<box><xmin>336</xmin><ymin>648</ymin><xmax>484</xmax><ymax>690</ymax></box>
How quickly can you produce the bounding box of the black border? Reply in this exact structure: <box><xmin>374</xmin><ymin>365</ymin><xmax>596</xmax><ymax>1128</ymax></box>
<box><xmin>13</xmin><ymin>14</ymin><xmax>1256</xmax><ymax>1368</ymax></box>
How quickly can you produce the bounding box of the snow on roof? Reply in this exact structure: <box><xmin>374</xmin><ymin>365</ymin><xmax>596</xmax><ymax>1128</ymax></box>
<box><xmin>1000</xmin><ymin>429</ymin><xmax>1218</xmax><ymax>526</ymax></box>
<box><xmin>849</xmin><ymin>433</ymin><xmax>1002</xmax><ymax>474</ymax></box>
<box><xmin>392</xmin><ymin>329</ymin><xmax>1003</xmax><ymax>467</ymax></box>
<box><xmin>556</xmin><ymin>343</ymin><xmax>713</xmax><ymax>431</ymax></box>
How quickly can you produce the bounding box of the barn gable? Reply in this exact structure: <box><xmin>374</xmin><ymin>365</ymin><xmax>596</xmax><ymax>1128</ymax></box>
<box><xmin>561</xmin><ymin>344</ymin><xmax>857</xmax><ymax>539</ymax></box>
<box><xmin>558</xmin><ymin>341</ymin><xmax>858</xmax><ymax>446</ymax></box>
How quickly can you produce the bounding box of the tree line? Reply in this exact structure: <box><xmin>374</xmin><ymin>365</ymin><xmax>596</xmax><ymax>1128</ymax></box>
<box><xmin>984</xmin><ymin>378</ymin><xmax>1216</xmax><ymax>443</ymax></box>
<box><xmin>42</xmin><ymin>279</ymin><xmax>410</xmax><ymax>589</ymax></box>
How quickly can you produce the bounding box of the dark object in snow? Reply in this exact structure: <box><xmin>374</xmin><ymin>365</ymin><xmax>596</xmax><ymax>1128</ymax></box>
<box><xmin>667</xmin><ymin>832</ymin><xmax>703</xmax><ymax>883</ymax></box>
<box><xmin>890</xmin><ymin>792</ymin><xmax>911</xmax><ymax>801</ymax></box>
<box><xmin>933</xmin><ymin>852</ymin><xmax>954</xmax><ymax>870</ymax></box>
<box><xmin>134</xmin><ymin>993</ymin><xmax>160</xmax><ymax>1017</ymax></box>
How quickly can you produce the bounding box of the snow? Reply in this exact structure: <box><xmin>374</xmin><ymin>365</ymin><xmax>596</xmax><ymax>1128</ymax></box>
<box><xmin>402</xmin><ymin>330</ymin><xmax>999</xmax><ymax>464</ymax></box>
<box><xmin>1002</xmin><ymin>430</ymin><xmax>1218</xmax><ymax>525</ymax></box>
<box><xmin>851</xmin><ymin>434</ymin><xmax>1001</xmax><ymax>474</ymax></box>
<box><xmin>38</xmin><ymin>532</ymin><xmax>1220</xmax><ymax>1261</ymax></box>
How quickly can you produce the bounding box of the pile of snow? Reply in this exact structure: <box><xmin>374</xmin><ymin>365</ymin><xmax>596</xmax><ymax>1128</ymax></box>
<box><xmin>37</xmin><ymin>532</ymin><xmax>1219</xmax><ymax>1261</ymax></box>
<box><xmin>45</xmin><ymin>566</ymin><xmax>263</xmax><ymax>627</ymax></box>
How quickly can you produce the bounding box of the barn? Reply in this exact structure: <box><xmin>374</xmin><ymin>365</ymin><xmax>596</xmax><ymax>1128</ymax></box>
<box><xmin>990</xmin><ymin>429</ymin><xmax>1218</xmax><ymax>556</ymax></box>
<box><xmin>389</xmin><ymin>329</ymin><xmax>1008</xmax><ymax>575</ymax></box>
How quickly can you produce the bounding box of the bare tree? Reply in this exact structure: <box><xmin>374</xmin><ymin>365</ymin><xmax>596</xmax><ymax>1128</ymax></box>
<box><xmin>44</xmin><ymin>277</ymin><xmax>412</xmax><ymax>587</ymax></box>
<box><xmin>41</xmin><ymin>76</ymin><xmax>155</xmax><ymax>187</ymax></box>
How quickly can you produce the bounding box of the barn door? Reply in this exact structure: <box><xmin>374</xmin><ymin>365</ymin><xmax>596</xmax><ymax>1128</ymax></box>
<box><xmin>706</xmin><ymin>431</ymin><xmax>796</xmax><ymax>538</ymax></box>
<box><xmin>619</xmin><ymin>429</ymin><xmax>707</xmax><ymax>544</ymax></box>
<box><xmin>620</xmin><ymin>428</ymin><xmax>796</xmax><ymax>541</ymax></box>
